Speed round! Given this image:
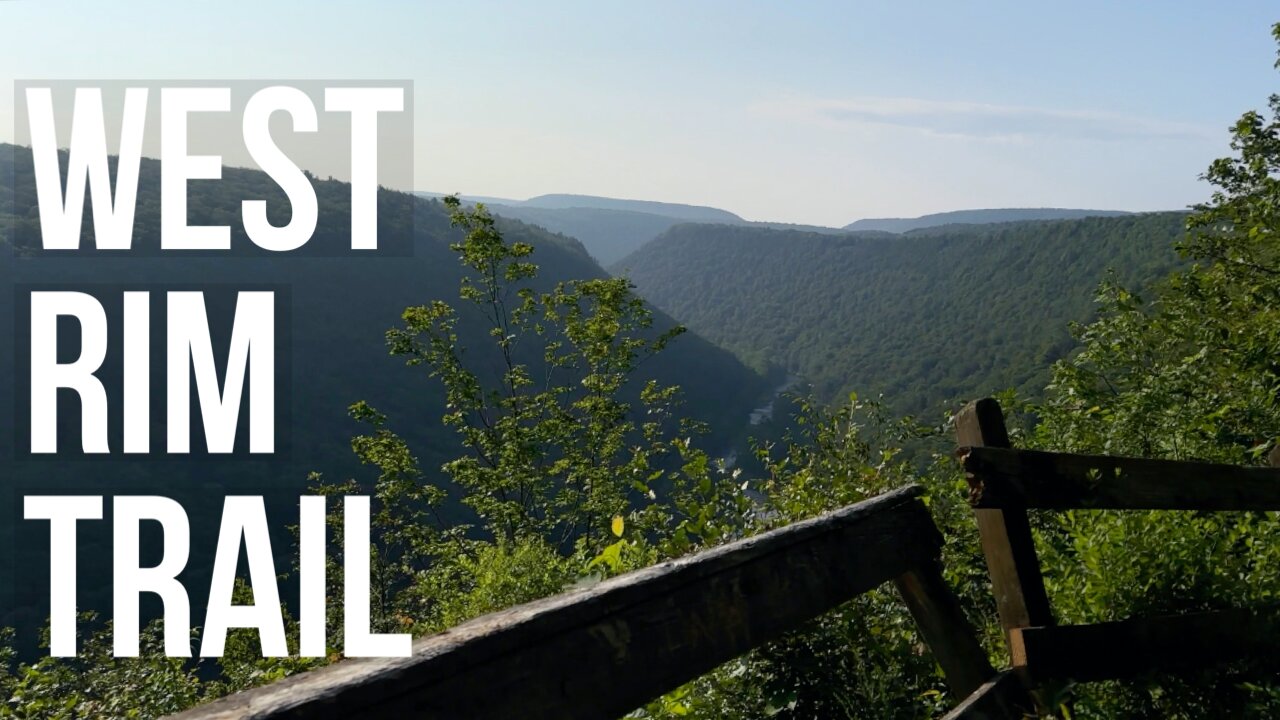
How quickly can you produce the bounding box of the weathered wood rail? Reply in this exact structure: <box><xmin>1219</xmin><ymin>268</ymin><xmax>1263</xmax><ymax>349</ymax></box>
<box><xmin>955</xmin><ymin>397</ymin><xmax>1280</xmax><ymax>714</ymax></box>
<box><xmin>959</xmin><ymin>445</ymin><xmax>1280</xmax><ymax>511</ymax></box>
<box><xmin>169</xmin><ymin>486</ymin><xmax>1023</xmax><ymax>720</ymax></box>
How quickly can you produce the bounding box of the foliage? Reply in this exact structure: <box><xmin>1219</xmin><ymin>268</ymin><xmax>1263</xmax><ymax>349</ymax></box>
<box><xmin>0</xmin><ymin>600</ymin><xmax>329</xmax><ymax>718</ymax></box>
<box><xmin>307</xmin><ymin>201</ymin><xmax>996</xmax><ymax>720</ymax></box>
<box><xmin>0</xmin><ymin>619</ymin><xmax>203</xmax><ymax>719</ymax></box>
<box><xmin>308</xmin><ymin>197</ymin><xmax>746</xmax><ymax>646</ymax></box>
<box><xmin>620</xmin><ymin>394</ymin><xmax>994</xmax><ymax>720</ymax></box>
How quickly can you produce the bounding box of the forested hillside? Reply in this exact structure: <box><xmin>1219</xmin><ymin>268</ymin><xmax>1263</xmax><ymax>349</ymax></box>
<box><xmin>614</xmin><ymin>213</ymin><xmax>1187</xmax><ymax>416</ymax></box>
<box><xmin>419</xmin><ymin>196</ymin><xmax>1139</xmax><ymax>275</ymax></box>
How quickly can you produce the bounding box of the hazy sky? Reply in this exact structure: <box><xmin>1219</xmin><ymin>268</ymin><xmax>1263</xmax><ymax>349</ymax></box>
<box><xmin>2</xmin><ymin>1</ymin><xmax>1277</xmax><ymax>226</ymax></box>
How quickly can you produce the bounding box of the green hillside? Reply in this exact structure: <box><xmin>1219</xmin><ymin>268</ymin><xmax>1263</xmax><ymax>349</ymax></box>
<box><xmin>614</xmin><ymin>213</ymin><xmax>1188</xmax><ymax>416</ymax></box>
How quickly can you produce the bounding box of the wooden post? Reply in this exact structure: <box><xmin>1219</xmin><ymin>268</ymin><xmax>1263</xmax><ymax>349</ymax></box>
<box><xmin>894</xmin><ymin>558</ymin><xmax>997</xmax><ymax>698</ymax></box>
<box><xmin>1270</xmin><ymin>443</ymin><xmax>1280</xmax><ymax>468</ymax></box>
<box><xmin>955</xmin><ymin>399</ymin><xmax>1053</xmax><ymax>637</ymax></box>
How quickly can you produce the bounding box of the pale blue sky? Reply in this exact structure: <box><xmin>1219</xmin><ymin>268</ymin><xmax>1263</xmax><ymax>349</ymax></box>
<box><xmin>2</xmin><ymin>1</ymin><xmax>1276</xmax><ymax>226</ymax></box>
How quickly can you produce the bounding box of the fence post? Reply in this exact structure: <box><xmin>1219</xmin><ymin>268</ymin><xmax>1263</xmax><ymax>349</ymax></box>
<box><xmin>955</xmin><ymin>399</ymin><xmax>1053</xmax><ymax>639</ymax></box>
<box><xmin>894</xmin><ymin>558</ymin><xmax>997</xmax><ymax>698</ymax></box>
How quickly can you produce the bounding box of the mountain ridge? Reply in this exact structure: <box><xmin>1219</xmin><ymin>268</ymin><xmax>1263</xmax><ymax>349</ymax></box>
<box><xmin>844</xmin><ymin>207</ymin><xmax>1136</xmax><ymax>233</ymax></box>
<box><xmin>413</xmin><ymin>192</ymin><xmax>1156</xmax><ymax>267</ymax></box>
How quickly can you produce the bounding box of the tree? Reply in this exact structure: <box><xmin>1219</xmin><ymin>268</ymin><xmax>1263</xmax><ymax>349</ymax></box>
<box><xmin>320</xmin><ymin>196</ymin><xmax>750</xmax><ymax>637</ymax></box>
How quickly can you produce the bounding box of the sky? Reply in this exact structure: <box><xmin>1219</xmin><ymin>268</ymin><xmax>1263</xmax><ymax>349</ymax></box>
<box><xmin>1</xmin><ymin>1</ymin><xmax>1277</xmax><ymax>227</ymax></box>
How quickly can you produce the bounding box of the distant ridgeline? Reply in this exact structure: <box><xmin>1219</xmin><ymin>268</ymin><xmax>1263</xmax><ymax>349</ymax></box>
<box><xmin>0</xmin><ymin>145</ymin><xmax>769</xmax><ymax>649</ymax></box>
<box><xmin>843</xmin><ymin>208</ymin><xmax>1133</xmax><ymax>234</ymax></box>
<box><xmin>416</xmin><ymin>194</ymin><xmax>1136</xmax><ymax>269</ymax></box>
<box><xmin>612</xmin><ymin>212</ymin><xmax>1188</xmax><ymax>417</ymax></box>
<box><xmin>414</xmin><ymin>192</ymin><xmax>850</xmax><ymax>266</ymax></box>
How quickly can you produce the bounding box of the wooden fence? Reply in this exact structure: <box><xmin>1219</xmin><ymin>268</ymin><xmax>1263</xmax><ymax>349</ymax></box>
<box><xmin>953</xmin><ymin>397</ymin><xmax>1280</xmax><ymax>710</ymax></box>
<box><xmin>170</xmin><ymin>486</ymin><xmax>1026</xmax><ymax>720</ymax></box>
<box><xmin>169</xmin><ymin>397</ymin><xmax>1280</xmax><ymax>719</ymax></box>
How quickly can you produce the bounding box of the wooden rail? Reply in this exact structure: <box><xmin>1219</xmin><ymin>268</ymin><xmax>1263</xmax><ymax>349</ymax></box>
<box><xmin>954</xmin><ymin>397</ymin><xmax>1280</xmax><ymax>715</ymax></box>
<box><xmin>169</xmin><ymin>486</ymin><xmax>1024</xmax><ymax>720</ymax></box>
<box><xmin>1009</xmin><ymin>605</ymin><xmax>1280</xmax><ymax>684</ymax></box>
<box><xmin>959</xmin><ymin>445</ymin><xmax>1280</xmax><ymax>511</ymax></box>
